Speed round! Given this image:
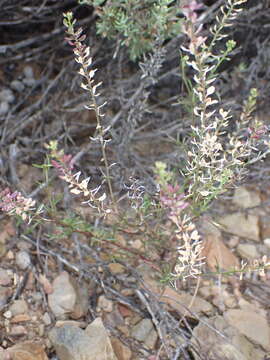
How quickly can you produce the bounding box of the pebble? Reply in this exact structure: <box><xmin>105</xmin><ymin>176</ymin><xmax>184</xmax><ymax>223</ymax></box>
<box><xmin>131</xmin><ymin>319</ymin><xmax>157</xmax><ymax>349</ymax></box>
<box><xmin>0</xmin><ymin>268</ymin><xmax>12</xmax><ymax>286</ymax></box>
<box><xmin>237</xmin><ymin>243</ymin><xmax>259</xmax><ymax>259</ymax></box>
<box><xmin>48</xmin><ymin>271</ymin><xmax>76</xmax><ymax>319</ymax></box>
<box><xmin>23</xmin><ymin>65</ymin><xmax>34</xmax><ymax>79</ymax></box>
<box><xmin>42</xmin><ymin>312</ymin><xmax>52</xmax><ymax>326</ymax></box>
<box><xmin>10</xmin><ymin>314</ymin><xmax>31</xmax><ymax>323</ymax></box>
<box><xmin>16</xmin><ymin>250</ymin><xmax>31</xmax><ymax>270</ymax></box>
<box><xmin>10</xmin><ymin>79</ymin><xmax>25</xmax><ymax>92</ymax></box>
<box><xmin>0</xmin><ymin>102</ymin><xmax>9</xmax><ymax>116</ymax></box>
<box><xmin>9</xmin><ymin>299</ymin><xmax>28</xmax><ymax>316</ymax></box>
<box><xmin>108</xmin><ymin>263</ymin><xmax>125</xmax><ymax>274</ymax></box>
<box><xmin>49</xmin><ymin>318</ymin><xmax>118</xmax><ymax>360</ymax></box>
<box><xmin>0</xmin><ymin>286</ymin><xmax>12</xmax><ymax>310</ymax></box>
<box><xmin>23</xmin><ymin>78</ymin><xmax>36</xmax><ymax>87</ymax></box>
<box><xmin>0</xmin><ymin>89</ymin><xmax>15</xmax><ymax>103</ymax></box>
<box><xmin>97</xmin><ymin>295</ymin><xmax>114</xmax><ymax>312</ymax></box>
<box><xmin>3</xmin><ymin>310</ymin><xmax>12</xmax><ymax>319</ymax></box>
<box><xmin>263</xmin><ymin>238</ymin><xmax>270</xmax><ymax>249</ymax></box>
<box><xmin>9</xmin><ymin>325</ymin><xmax>28</xmax><ymax>336</ymax></box>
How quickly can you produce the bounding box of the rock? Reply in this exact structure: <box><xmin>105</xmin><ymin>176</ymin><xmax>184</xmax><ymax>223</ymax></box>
<box><xmin>69</xmin><ymin>279</ymin><xmax>89</xmax><ymax>319</ymax></box>
<box><xmin>42</xmin><ymin>312</ymin><xmax>51</xmax><ymax>326</ymax></box>
<box><xmin>48</xmin><ymin>272</ymin><xmax>76</xmax><ymax>319</ymax></box>
<box><xmin>23</xmin><ymin>66</ymin><xmax>35</xmax><ymax>79</ymax></box>
<box><xmin>23</xmin><ymin>78</ymin><xmax>36</xmax><ymax>87</ymax></box>
<box><xmin>111</xmin><ymin>337</ymin><xmax>132</xmax><ymax>360</ymax></box>
<box><xmin>225</xmin><ymin>309</ymin><xmax>270</xmax><ymax>351</ymax></box>
<box><xmin>131</xmin><ymin>319</ymin><xmax>157</xmax><ymax>349</ymax></box>
<box><xmin>10</xmin><ymin>80</ymin><xmax>25</xmax><ymax>92</ymax></box>
<box><xmin>10</xmin><ymin>325</ymin><xmax>28</xmax><ymax>336</ymax></box>
<box><xmin>16</xmin><ymin>250</ymin><xmax>31</xmax><ymax>270</ymax></box>
<box><xmin>9</xmin><ymin>299</ymin><xmax>28</xmax><ymax>316</ymax></box>
<box><xmin>237</xmin><ymin>244</ymin><xmax>259</xmax><ymax>259</ymax></box>
<box><xmin>104</xmin><ymin>308</ymin><xmax>124</xmax><ymax>328</ymax></box>
<box><xmin>191</xmin><ymin>316</ymin><xmax>257</xmax><ymax>360</ymax></box>
<box><xmin>4</xmin><ymin>342</ymin><xmax>48</xmax><ymax>360</ymax></box>
<box><xmin>97</xmin><ymin>295</ymin><xmax>114</xmax><ymax>313</ymax></box>
<box><xmin>218</xmin><ymin>213</ymin><xmax>260</xmax><ymax>241</ymax></box>
<box><xmin>0</xmin><ymin>268</ymin><xmax>12</xmax><ymax>286</ymax></box>
<box><xmin>162</xmin><ymin>287</ymin><xmax>213</xmax><ymax>317</ymax></box>
<box><xmin>202</xmin><ymin>233</ymin><xmax>240</xmax><ymax>272</ymax></box>
<box><xmin>132</xmin><ymin>239</ymin><xmax>143</xmax><ymax>250</ymax></box>
<box><xmin>49</xmin><ymin>318</ymin><xmax>117</xmax><ymax>360</ymax></box>
<box><xmin>55</xmin><ymin>320</ymin><xmax>86</xmax><ymax>328</ymax></box>
<box><xmin>264</xmin><ymin>238</ymin><xmax>270</xmax><ymax>249</ymax></box>
<box><xmin>3</xmin><ymin>310</ymin><xmax>12</xmax><ymax>319</ymax></box>
<box><xmin>0</xmin><ymin>102</ymin><xmax>9</xmax><ymax>116</ymax></box>
<box><xmin>108</xmin><ymin>263</ymin><xmax>125</xmax><ymax>274</ymax></box>
<box><xmin>233</xmin><ymin>186</ymin><xmax>261</xmax><ymax>209</ymax></box>
<box><xmin>0</xmin><ymin>89</ymin><xmax>15</xmax><ymax>103</ymax></box>
<box><xmin>10</xmin><ymin>314</ymin><xmax>31</xmax><ymax>323</ymax></box>
<box><xmin>0</xmin><ymin>286</ymin><xmax>12</xmax><ymax>311</ymax></box>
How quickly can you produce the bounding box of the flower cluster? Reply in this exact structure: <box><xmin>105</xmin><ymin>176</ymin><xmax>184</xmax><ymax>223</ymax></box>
<box><xmin>182</xmin><ymin>0</ymin><xmax>203</xmax><ymax>24</ymax></box>
<box><xmin>160</xmin><ymin>185</ymin><xmax>189</xmax><ymax>217</ymax></box>
<box><xmin>171</xmin><ymin>215</ymin><xmax>205</xmax><ymax>280</ymax></box>
<box><xmin>0</xmin><ymin>188</ymin><xmax>36</xmax><ymax>222</ymax></box>
<box><xmin>180</xmin><ymin>0</ymin><xmax>260</xmax><ymax>213</ymax></box>
<box><xmin>46</xmin><ymin>141</ymin><xmax>108</xmax><ymax>213</ymax></box>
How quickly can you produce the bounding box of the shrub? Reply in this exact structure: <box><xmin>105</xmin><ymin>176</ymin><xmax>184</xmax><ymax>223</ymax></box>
<box><xmin>78</xmin><ymin>0</ymin><xmax>182</xmax><ymax>60</ymax></box>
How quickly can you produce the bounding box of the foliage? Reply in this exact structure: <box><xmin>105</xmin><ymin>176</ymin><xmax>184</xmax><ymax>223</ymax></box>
<box><xmin>78</xmin><ymin>0</ymin><xmax>182</xmax><ymax>60</ymax></box>
<box><xmin>1</xmin><ymin>1</ymin><xmax>270</xmax><ymax>285</ymax></box>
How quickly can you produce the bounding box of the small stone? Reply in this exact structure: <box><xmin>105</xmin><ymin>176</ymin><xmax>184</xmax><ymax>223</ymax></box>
<box><xmin>48</xmin><ymin>272</ymin><xmax>76</xmax><ymax>319</ymax></box>
<box><xmin>3</xmin><ymin>310</ymin><xmax>12</xmax><ymax>319</ymax></box>
<box><xmin>39</xmin><ymin>324</ymin><xmax>45</xmax><ymax>337</ymax></box>
<box><xmin>191</xmin><ymin>316</ymin><xmax>253</xmax><ymax>360</ymax></box>
<box><xmin>10</xmin><ymin>314</ymin><xmax>31</xmax><ymax>323</ymax></box>
<box><xmin>69</xmin><ymin>279</ymin><xmax>89</xmax><ymax>320</ymax></box>
<box><xmin>132</xmin><ymin>239</ymin><xmax>143</xmax><ymax>250</ymax></box>
<box><xmin>108</xmin><ymin>263</ymin><xmax>125</xmax><ymax>274</ymax></box>
<box><xmin>23</xmin><ymin>66</ymin><xmax>35</xmax><ymax>79</ymax></box>
<box><xmin>131</xmin><ymin>319</ymin><xmax>157</xmax><ymax>349</ymax></box>
<box><xmin>55</xmin><ymin>320</ymin><xmax>86</xmax><ymax>328</ymax></box>
<box><xmin>42</xmin><ymin>312</ymin><xmax>51</xmax><ymax>326</ymax></box>
<box><xmin>162</xmin><ymin>287</ymin><xmax>213</xmax><ymax>316</ymax></box>
<box><xmin>218</xmin><ymin>213</ymin><xmax>260</xmax><ymax>241</ymax></box>
<box><xmin>224</xmin><ymin>295</ymin><xmax>237</xmax><ymax>309</ymax></box>
<box><xmin>233</xmin><ymin>186</ymin><xmax>261</xmax><ymax>209</ymax></box>
<box><xmin>227</xmin><ymin>236</ymin><xmax>239</xmax><ymax>248</ymax></box>
<box><xmin>237</xmin><ymin>244</ymin><xmax>259</xmax><ymax>259</ymax></box>
<box><xmin>0</xmin><ymin>101</ymin><xmax>9</xmax><ymax>116</ymax></box>
<box><xmin>9</xmin><ymin>325</ymin><xmax>28</xmax><ymax>336</ymax></box>
<box><xmin>49</xmin><ymin>319</ymin><xmax>117</xmax><ymax>360</ymax></box>
<box><xmin>263</xmin><ymin>238</ymin><xmax>270</xmax><ymax>249</ymax></box>
<box><xmin>23</xmin><ymin>78</ymin><xmax>36</xmax><ymax>87</ymax></box>
<box><xmin>0</xmin><ymin>286</ymin><xmax>12</xmax><ymax>310</ymax></box>
<box><xmin>225</xmin><ymin>309</ymin><xmax>270</xmax><ymax>351</ymax></box>
<box><xmin>104</xmin><ymin>308</ymin><xmax>124</xmax><ymax>328</ymax></box>
<box><xmin>97</xmin><ymin>295</ymin><xmax>113</xmax><ymax>312</ymax></box>
<box><xmin>17</xmin><ymin>240</ymin><xmax>32</xmax><ymax>251</ymax></box>
<box><xmin>10</xmin><ymin>80</ymin><xmax>25</xmax><ymax>92</ymax></box>
<box><xmin>6</xmin><ymin>341</ymin><xmax>48</xmax><ymax>360</ymax></box>
<box><xmin>0</xmin><ymin>268</ymin><xmax>12</xmax><ymax>286</ymax></box>
<box><xmin>111</xmin><ymin>337</ymin><xmax>132</xmax><ymax>360</ymax></box>
<box><xmin>6</xmin><ymin>250</ymin><xmax>14</xmax><ymax>260</ymax></box>
<box><xmin>0</xmin><ymin>89</ymin><xmax>15</xmax><ymax>103</ymax></box>
<box><xmin>16</xmin><ymin>250</ymin><xmax>31</xmax><ymax>270</ymax></box>
<box><xmin>9</xmin><ymin>299</ymin><xmax>28</xmax><ymax>316</ymax></box>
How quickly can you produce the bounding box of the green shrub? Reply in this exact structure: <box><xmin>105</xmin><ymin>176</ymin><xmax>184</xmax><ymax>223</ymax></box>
<box><xmin>78</xmin><ymin>0</ymin><xmax>182</xmax><ymax>60</ymax></box>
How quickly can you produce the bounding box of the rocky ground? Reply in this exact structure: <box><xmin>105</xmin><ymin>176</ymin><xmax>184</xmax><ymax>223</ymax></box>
<box><xmin>0</xmin><ymin>184</ymin><xmax>270</xmax><ymax>359</ymax></box>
